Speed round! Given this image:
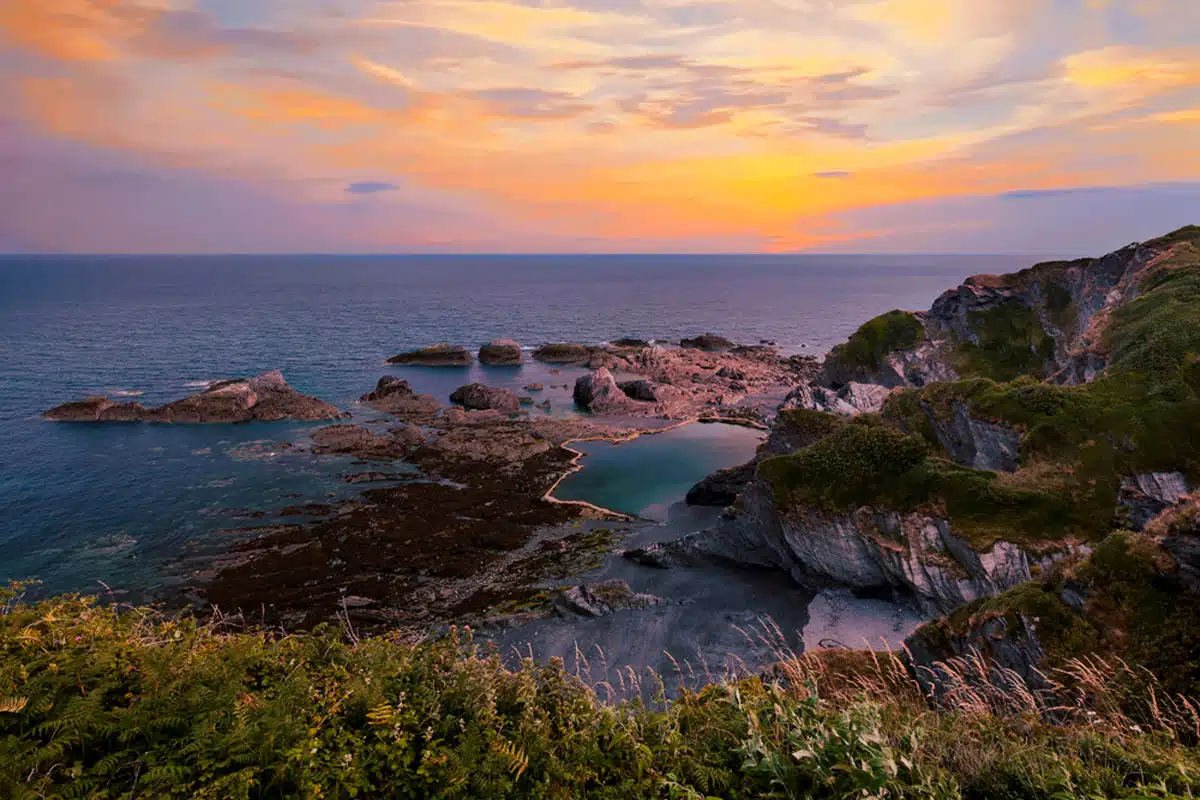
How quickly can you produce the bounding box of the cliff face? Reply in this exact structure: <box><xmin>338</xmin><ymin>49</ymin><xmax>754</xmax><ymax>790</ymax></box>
<box><xmin>674</xmin><ymin>226</ymin><xmax>1200</xmax><ymax>634</ymax></box>
<box><xmin>710</xmin><ymin>479</ymin><xmax>1084</xmax><ymax>615</ymax></box>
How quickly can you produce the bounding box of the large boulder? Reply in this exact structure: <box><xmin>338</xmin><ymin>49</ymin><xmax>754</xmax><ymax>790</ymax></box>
<box><xmin>573</xmin><ymin>368</ymin><xmax>645</xmax><ymax>413</ymax></box>
<box><xmin>617</xmin><ymin>379</ymin><xmax>661</xmax><ymax>402</ymax></box>
<box><xmin>533</xmin><ymin>343</ymin><xmax>592</xmax><ymax>363</ymax></box>
<box><xmin>479</xmin><ymin>339</ymin><xmax>523</xmax><ymax>365</ymax></box>
<box><xmin>387</xmin><ymin>343</ymin><xmax>472</xmax><ymax>366</ymax></box>
<box><xmin>680</xmin><ymin>333</ymin><xmax>735</xmax><ymax>352</ymax></box>
<box><xmin>449</xmin><ymin>383</ymin><xmax>521</xmax><ymax>413</ymax></box>
<box><xmin>611</xmin><ymin>337</ymin><xmax>651</xmax><ymax>348</ymax></box>
<box><xmin>44</xmin><ymin>371</ymin><xmax>346</xmax><ymax>423</ymax></box>
<box><xmin>360</xmin><ymin>376</ymin><xmax>440</xmax><ymax>418</ymax></box>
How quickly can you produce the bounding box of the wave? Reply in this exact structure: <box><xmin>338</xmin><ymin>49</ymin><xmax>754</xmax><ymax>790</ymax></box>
<box><xmin>110</xmin><ymin>389</ymin><xmax>145</xmax><ymax>397</ymax></box>
<box><xmin>182</xmin><ymin>380</ymin><xmax>219</xmax><ymax>389</ymax></box>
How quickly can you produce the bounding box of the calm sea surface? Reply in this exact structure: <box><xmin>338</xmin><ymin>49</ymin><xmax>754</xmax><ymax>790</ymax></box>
<box><xmin>0</xmin><ymin>254</ymin><xmax>1036</xmax><ymax>599</ymax></box>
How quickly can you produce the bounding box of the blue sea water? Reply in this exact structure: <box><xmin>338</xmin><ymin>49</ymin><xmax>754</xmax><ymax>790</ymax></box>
<box><xmin>0</xmin><ymin>253</ymin><xmax>1036</xmax><ymax>599</ymax></box>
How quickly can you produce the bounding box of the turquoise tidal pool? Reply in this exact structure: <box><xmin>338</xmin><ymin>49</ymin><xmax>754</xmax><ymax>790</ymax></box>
<box><xmin>551</xmin><ymin>422</ymin><xmax>765</xmax><ymax>519</ymax></box>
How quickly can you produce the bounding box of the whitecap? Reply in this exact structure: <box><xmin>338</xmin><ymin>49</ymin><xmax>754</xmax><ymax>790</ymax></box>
<box><xmin>191</xmin><ymin>447</ymin><xmax>212</xmax><ymax>455</ymax></box>
<box><xmin>182</xmin><ymin>380</ymin><xmax>219</xmax><ymax>389</ymax></box>
<box><xmin>110</xmin><ymin>389</ymin><xmax>145</xmax><ymax>397</ymax></box>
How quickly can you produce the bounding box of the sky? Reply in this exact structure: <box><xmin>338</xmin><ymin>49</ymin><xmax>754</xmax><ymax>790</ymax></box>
<box><xmin>0</xmin><ymin>0</ymin><xmax>1198</xmax><ymax>254</ymax></box>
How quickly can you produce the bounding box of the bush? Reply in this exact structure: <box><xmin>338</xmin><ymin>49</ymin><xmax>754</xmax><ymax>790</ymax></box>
<box><xmin>828</xmin><ymin>311</ymin><xmax>925</xmax><ymax>374</ymax></box>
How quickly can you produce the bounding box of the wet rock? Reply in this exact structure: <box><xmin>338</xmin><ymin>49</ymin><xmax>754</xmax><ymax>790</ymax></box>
<box><xmin>524</xmin><ymin>383</ymin><xmax>544</xmax><ymax>391</ymax></box>
<box><xmin>44</xmin><ymin>371</ymin><xmax>347</xmax><ymax>423</ymax></box>
<box><xmin>360</xmin><ymin>376</ymin><xmax>441</xmax><ymax>418</ymax></box>
<box><xmin>450</xmin><ymin>383</ymin><xmax>521</xmax><ymax>413</ymax></box>
<box><xmin>622</xmin><ymin>544</ymin><xmax>673</xmax><ymax>569</ymax></box>
<box><xmin>533</xmin><ymin>343</ymin><xmax>592</xmax><ymax>363</ymax></box>
<box><xmin>479</xmin><ymin>338</ymin><xmax>523</xmax><ymax>365</ymax></box>
<box><xmin>612</xmin><ymin>337</ymin><xmax>650</xmax><ymax>348</ymax></box>
<box><xmin>387</xmin><ymin>343</ymin><xmax>472</xmax><ymax>366</ymax></box>
<box><xmin>519</xmin><ymin>396</ymin><xmax>535</xmax><ymax>406</ymax></box>
<box><xmin>536</xmin><ymin>400</ymin><xmax>552</xmax><ymax>410</ymax></box>
<box><xmin>551</xmin><ymin>581</ymin><xmax>668</xmax><ymax>617</ymax></box>
<box><xmin>680</xmin><ymin>333</ymin><xmax>735</xmax><ymax>352</ymax></box>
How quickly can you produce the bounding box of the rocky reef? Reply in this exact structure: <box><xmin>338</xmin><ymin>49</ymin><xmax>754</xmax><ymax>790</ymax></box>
<box><xmin>44</xmin><ymin>371</ymin><xmax>347</xmax><ymax>423</ymax></box>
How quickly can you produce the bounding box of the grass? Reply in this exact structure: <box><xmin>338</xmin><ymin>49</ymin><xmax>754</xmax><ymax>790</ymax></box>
<box><xmin>825</xmin><ymin>310</ymin><xmax>924</xmax><ymax>376</ymax></box>
<box><xmin>2</xmin><ymin>587</ymin><xmax>1199</xmax><ymax>799</ymax></box>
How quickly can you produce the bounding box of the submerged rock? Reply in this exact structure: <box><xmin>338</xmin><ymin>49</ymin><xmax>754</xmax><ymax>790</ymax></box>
<box><xmin>387</xmin><ymin>343</ymin><xmax>472</xmax><ymax>366</ymax></box>
<box><xmin>449</xmin><ymin>383</ymin><xmax>521</xmax><ymax>413</ymax></box>
<box><xmin>479</xmin><ymin>339</ymin><xmax>523</xmax><ymax>365</ymax></box>
<box><xmin>44</xmin><ymin>371</ymin><xmax>347</xmax><ymax>424</ymax></box>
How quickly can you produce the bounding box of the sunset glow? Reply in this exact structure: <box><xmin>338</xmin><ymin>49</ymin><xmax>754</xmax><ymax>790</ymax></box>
<box><xmin>2</xmin><ymin>0</ymin><xmax>1198</xmax><ymax>253</ymax></box>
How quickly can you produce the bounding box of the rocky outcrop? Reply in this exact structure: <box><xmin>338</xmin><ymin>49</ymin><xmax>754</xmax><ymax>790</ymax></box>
<box><xmin>611</xmin><ymin>337</ymin><xmax>650</xmax><ymax>348</ymax></box>
<box><xmin>685</xmin><ymin>462</ymin><xmax>757</xmax><ymax>506</ymax></box>
<box><xmin>929</xmin><ymin>401</ymin><xmax>1021</xmax><ymax>472</ymax></box>
<box><xmin>479</xmin><ymin>339</ymin><xmax>523</xmax><ymax>365</ymax></box>
<box><xmin>388</xmin><ymin>343</ymin><xmax>472</xmax><ymax>366</ymax></box>
<box><xmin>44</xmin><ymin>371</ymin><xmax>347</xmax><ymax>423</ymax></box>
<box><xmin>533</xmin><ymin>343</ymin><xmax>592</xmax><ymax>364</ymax></box>
<box><xmin>676</xmin><ymin>479</ymin><xmax>1082</xmax><ymax>614</ymax></box>
<box><xmin>1121</xmin><ymin>472</ymin><xmax>1193</xmax><ymax>529</ymax></box>
<box><xmin>782</xmin><ymin>382</ymin><xmax>893</xmax><ymax>416</ymax></box>
<box><xmin>573</xmin><ymin>368</ymin><xmax>649</xmax><ymax>414</ymax></box>
<box><xmin>794</xmin><ymin>229</ymin><xmax>1200</xmax><ymax>410</ymax></box>
<box><xmin>360</xmin><ymin>376</ymin><xmax>440</xmax><ymax>419</ymax></box>
<box><xmin>449</xmin><ymin>383</ymin><xmax>521</xmax><ymax>413</ymax></box>
<box><xmin>551</xmin><ymin>581</ymin><xmax>668</xmax><ymax>618</ymax></box>
<box><xmin>680</xmin><ymin>333</ymin><xmax>735</xmax><ymax>352</ymax></box>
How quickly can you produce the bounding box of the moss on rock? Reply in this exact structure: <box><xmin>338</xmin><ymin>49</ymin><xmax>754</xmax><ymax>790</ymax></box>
<box><xmin>827</xmin><ymin>310</ymin><xmax>924</xmax><ymax>374</ymax></box>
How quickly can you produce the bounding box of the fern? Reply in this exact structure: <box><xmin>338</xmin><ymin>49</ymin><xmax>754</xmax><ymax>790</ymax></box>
<box><xmin>0</xmin><ymin>696</ymin><xmax>28</xmax><ymax>713</ymax></box>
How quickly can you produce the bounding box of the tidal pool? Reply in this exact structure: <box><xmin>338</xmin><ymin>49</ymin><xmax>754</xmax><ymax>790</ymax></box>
<box><xmin>552</xmin><ymin>422</ymin><xmax>764</xmax><ymax>519</ymax></box>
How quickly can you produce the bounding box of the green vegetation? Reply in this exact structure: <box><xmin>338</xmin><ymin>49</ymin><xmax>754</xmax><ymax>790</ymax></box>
<box><xmin>827</xmin><ymin>310</ymin><xmax>924</xmax><ymax>374</ymax></box>
<box><xmin>3</xmin><ymin>589</ymin><xmax>1200</xmax><ymax>799</ymax></box>
<box><xmin>773</xmin><ymin>408</ymin><xmax>847</xmax><ymax>447</ymax></box>
<box><xmin>951</xmin><ymin>300</ymin><xmax>1056</xmax><ymax>382</ymax></box>
<box><xmin>917</xmin><ymin>529</ymin><xmax>1200</xmax><ymax>699</ymax></box>
<box><xmin>758</xmin><ymin>418</ymin><xmax>1114</xmax><ymax>547</ymax></box>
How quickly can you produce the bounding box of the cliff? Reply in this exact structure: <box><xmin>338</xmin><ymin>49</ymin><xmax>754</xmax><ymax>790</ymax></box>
<box><xmin>677</xmin><ymin>225</ymin><xmax>1200</xmax><ymax>616</ymax></box>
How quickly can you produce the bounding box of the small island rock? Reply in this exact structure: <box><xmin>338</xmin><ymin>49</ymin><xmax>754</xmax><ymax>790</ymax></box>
<box><xmin>479</xmin><ymin>339</ymin><xmax>523</xmax><ymax>365</ymax></box>
<box><xmin>387</xmin><ymin>343</ymin><xmax>472</xmax><ymax>366</ymax></box>
<box><xmin>574</xmin><ymin>368</ymin><xmax>647</xmax><ymax>413</ymax></box>
<box><xmin>533</xmin><ymin>343</ymin><xmax>592</xmax><ymax>364</ymax></box>
<box><xmin>449</xmin><ymin>383</ymin><xmax>521</xmax><ymax>413</ymax></box>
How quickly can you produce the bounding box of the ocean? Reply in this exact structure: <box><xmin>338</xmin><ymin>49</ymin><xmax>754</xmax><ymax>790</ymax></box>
<box><xmin>0</xmin><ymin>253</ymin><xmax>1036</xmax><ymax>600</ymax></box>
